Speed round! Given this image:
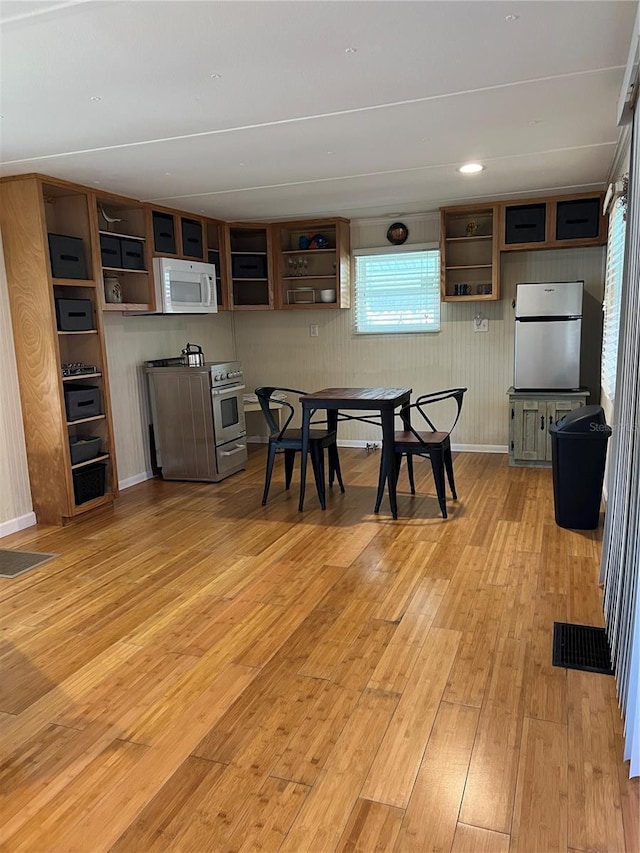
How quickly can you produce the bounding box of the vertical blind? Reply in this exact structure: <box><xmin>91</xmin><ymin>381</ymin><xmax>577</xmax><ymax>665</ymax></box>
<box><xmin>601</xmin><ymin>102</ymin><xmax>640</xmax><ymax>778</ymax></box>
<box><xmin>601</xmin><ymin>196</ymin><xmax>627</xmax><ymax>400</ymax></box>
<box><xmin>353</xmin><ymin>248</ymin><xmax>440</xmax><ymax>334</ymax></box>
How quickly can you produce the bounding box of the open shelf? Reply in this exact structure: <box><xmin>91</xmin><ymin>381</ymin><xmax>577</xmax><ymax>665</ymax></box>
<box><xmin>98</xmin><ymin>229</ymin><xmax>145</xmax><ymax>241</ymax></box>
<box><xmin>440</xmin><ymin>204</ymin><xmax>500</xmax><ymax>302</ymax></box>
<box><xmin>66</xmin><ymin>414</ymin><xmax>106</xmax><ymax>427</ymax></box>
<box><xmin>71</xmin><ymin>453</ymin><xmax>110</xmax><ymax>471</ymax></box>
<box><xmin>52</xmin><ymin>278</ymin><xmax>96</xmax><ymax>287</ymax></box>
<box><xmin>58</xmin><ymin>329</ymin><xmax>98</xmax><ymax>336</ymax></box>
<box><xmin>102</xmin><ymin>267</ymin><xmax>149</xmax><ymax>275</ymax></box>
<box><xmin>63</xmin><ymin>373</ymin><xmax>102</xmax><ymax>382</ymax></box>
<box><xmin>102</xmin><ymin>302</ymin><xmax>150</xmax><ymax>312</ymax></box>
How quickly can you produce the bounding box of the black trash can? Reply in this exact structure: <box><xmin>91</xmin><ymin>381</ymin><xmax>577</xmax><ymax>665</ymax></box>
<box><xmin>549</xmin><ymin>405</ymin><xmax>612</xmax><ymax>529</ymax></box>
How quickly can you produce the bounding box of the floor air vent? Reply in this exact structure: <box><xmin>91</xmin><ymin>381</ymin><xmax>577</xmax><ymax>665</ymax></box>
<box><xmin>552</xmin><ymin>622</ymin><xmax>613</xmax><ymax>675</ymax></box>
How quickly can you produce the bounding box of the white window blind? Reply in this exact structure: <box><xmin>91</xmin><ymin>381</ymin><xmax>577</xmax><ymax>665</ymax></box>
<box><xmin>353</xmin><ymin>247</ymin><xmax>440</xmax><ymax>334</ymax></box>
<box><xmin>602</xmin><ymin>197</ymin><xmax>627</xmax><ymax>400</ymax></box>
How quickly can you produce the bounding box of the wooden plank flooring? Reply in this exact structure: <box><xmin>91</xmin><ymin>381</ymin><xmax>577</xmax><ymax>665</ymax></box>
<box><xmin>0</xmin><ymin>447</ymin><xmax>637</xmax><ymax>852</ymax></box>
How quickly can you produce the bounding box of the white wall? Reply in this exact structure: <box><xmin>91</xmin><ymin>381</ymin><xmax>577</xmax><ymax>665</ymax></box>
<box><xmin>235</xmin><ymin>214</ymin><xmax>605</xmax><ymax>449</ymax></box>
<box><xmin>0</xmin><ymin>231</ymin><xmax>34</xmax><ymax>535</ymax></box>
<box><xmin>102</xmin><ymin>311</ymin><xmax>235</xmax><ymax>487</ymax></box>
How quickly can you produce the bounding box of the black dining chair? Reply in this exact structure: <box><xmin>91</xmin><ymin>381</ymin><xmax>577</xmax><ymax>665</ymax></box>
<box><xmin>374</xmin><ymin>387</ymin><xmax>467</xmax><ymax>518</ymax></box>
<box><xmin>255</xmin><ymin>387</ymin><xmax>345</xmax><ymax>509</ymax></box>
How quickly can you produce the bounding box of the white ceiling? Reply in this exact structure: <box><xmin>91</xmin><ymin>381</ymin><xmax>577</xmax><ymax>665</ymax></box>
<box><xmin>0</xmin><ymin>0</ymin><xmax>637</xmax><ymax>221</ymax></box>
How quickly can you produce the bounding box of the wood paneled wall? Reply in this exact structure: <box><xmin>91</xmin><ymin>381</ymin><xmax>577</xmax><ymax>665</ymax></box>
<box><xmin>101</xmin><ymin>313</ymin><xmax>235</xmax><ymax>486</ymax></box>
<box><xmin>235</xmin><ymin>215</ymin><xmax>606</xmax><ymax>450</ymax></box>
<box><xmin>0</xmin><ymin>229</ymin><xmax>33</xmax><ymax>529</ymax></box>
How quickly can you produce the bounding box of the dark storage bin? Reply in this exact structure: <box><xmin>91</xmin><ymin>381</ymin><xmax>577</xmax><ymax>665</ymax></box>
<box><xmin>64</xmin><ymin>384</ymin><xmax>101</xmax><ymax>421</ymax></box>
<box><xmin>48</xmin><ymin>233</ymin><xmax>88</xmax><ymax>279</ymax></box>
<box><xmin>505</xmin><ymin>204</ymin><xmax>546</xmax><ymax>245</ymax></box>
<box><xmin>550</xmin><ymin>405</ymin><xmax>611</xmax><ymax>529</ymax></box>
<box><xmin>232</xmin><ymin>254</ymin><xmax>268</xmax><ymax>279</ymax></box>
<box><xmin>73</xmin><ymin>462</ymin><xmax>106</xmax><ymax>505</ymax></box>
<box><xmin>181</xmin><ymin>218</ymin><xmax>204</xmax><ymax>259</ymax></box>
<box><xmin>99</xmin><ymin>234</ymin><xmax>122</xmax><ymax>269</ymax></box>
<box><xmin>69</xmin><ymin>435</ymin><xmax>101</xmax><ymax>464</ymax></box>
<box><xmin>55</xmin><ymin>298</ymin><xmax>94</xmax><ymax>331</ymax></box>
<box><xmin>120</xmin><ymin>238</ymin><xmax>145</xmax><ymax>270</ymax></box>
<box><xmin>556</xmin><ymin>198</ymin><xmax>600</xmax><ymax>241</ymax></box>
<box><xmin>152</xmin><ymin>212</ymin><xmax>176</xmax><ymax>254</ymax></box>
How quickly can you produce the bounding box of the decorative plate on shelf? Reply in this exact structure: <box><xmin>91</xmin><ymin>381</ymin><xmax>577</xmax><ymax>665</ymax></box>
<box><xmin>386</xmin><ymin>222</ymin><xmax>409</xmax><ymax>245</ymax></box>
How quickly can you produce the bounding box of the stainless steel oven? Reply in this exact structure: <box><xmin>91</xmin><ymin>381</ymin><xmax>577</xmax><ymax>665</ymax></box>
<box><xmin>145</xmin><ymin>358</ymin><xmax>247</xmax><ymax>482</ymax></box>
<box><xmin>210</xmin><ymin>365</ymin><xmax>246</xmax><ymax>446</ymax></box>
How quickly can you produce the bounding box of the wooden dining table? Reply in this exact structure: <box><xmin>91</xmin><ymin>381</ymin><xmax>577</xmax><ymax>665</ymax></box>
<box><xmin>298</xmin><ymin>387</ymin><xmax>412</xmax><ymax>519</ymax></box>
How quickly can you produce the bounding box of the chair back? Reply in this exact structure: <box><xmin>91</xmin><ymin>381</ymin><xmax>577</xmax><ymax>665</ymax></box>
<box><xmin>403</xmin><ymin>387</ymin><xmax>467</xmax><ymax>442</ymax></box>
<box><xmin>255</xmin><ymin>387</ymin><xmax>307</xmax><ymax>441</ymax></box>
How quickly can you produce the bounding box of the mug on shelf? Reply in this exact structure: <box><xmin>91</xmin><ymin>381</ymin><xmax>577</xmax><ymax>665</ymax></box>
<box><xmin>477</xmin><ymin>283</ymin><xmax>492</xmax><ymax>295</ymax></box>
<box><xmin>453</xmin><ymin>283</ymin><xmax>471</xmax><ymax>296</ymax></box>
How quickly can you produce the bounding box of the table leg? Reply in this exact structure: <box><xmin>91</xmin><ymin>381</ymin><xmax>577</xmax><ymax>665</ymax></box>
<box><xmin>381</xmin><ymin>409</ymin><xmax>398</xmax><ymax>519</ymax></box>
<box><xmin>298</xmin><ymin>406</ymin><xmax>311</xmax><ymax>511</ymax></box>
<box><xmin>327</xmin><ymin>408</ymin><xmax>338</xmax><ymax>487</ymax></box>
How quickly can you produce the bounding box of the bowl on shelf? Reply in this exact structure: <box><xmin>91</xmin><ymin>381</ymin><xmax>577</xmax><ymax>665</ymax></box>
<box><xmin>477</xmin><ymin>283</ymin><xmax>492</xmax><ymax>295</ymax></box>
<box><xmin>319</xmin><ymin>289</ymin><xmax>336</xmax><ymax>303</ymax></box>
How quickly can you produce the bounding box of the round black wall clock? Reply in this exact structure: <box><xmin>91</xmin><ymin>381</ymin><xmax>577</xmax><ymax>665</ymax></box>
<box><xmin>386</xmin><ymin>222</ymin><xmax>409</xmax><ymax>245</ymax></box>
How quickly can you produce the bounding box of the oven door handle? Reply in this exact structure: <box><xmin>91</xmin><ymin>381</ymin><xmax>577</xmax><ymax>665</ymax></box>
<box><xmin>212</xmin><ymin>385</ymin><xmax>245</xmax><ymax>396</ymax></box>
<box><xmin>219</xmin><ymin>443</ymin><xmax>247</xmax><ymax>457</ymax></box>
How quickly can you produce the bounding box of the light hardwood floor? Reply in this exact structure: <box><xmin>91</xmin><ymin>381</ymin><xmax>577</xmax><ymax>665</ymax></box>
<box><xmin>0</xmin><ymin>448</ymin><xmax>637</xmax><ymax>853</ymax></box>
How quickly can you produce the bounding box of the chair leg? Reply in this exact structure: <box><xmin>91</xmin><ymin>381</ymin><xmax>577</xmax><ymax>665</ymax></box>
<box><xmin>284</xmin><ymin>449</ymin><xmax>296</xmax><ymax>490</ymax></box>
<box><xmin>310</xmin><ymin>444</ymin><xmax>327</xmax><ymax>510</ymax></box>
<box><xmin>262</xmin><ymin>443</ymin><xmax>278</xmax><ymax>506</ymax></box>
<box><xmin>444</xmin><ymin>444</ymin><xmax>457</xmax><ymax>499</ymax></box>
<box><xmin>329</xmin><ymin>443</ymin><xmax>345</xmax><ymax>493</ymax></box>
<box><xmin>405</xmin><ymin>453</ymin><xmax>416</xmax><ymax>494</ymax></box>
<box><xmin>429</xmin><ymin>449</ymin><xmax>448</xmax><ymax>519</ymax></box>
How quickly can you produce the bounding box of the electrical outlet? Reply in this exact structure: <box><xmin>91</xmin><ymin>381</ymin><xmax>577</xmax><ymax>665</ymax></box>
<box><xmin>310</xmin><ymin>324</ymin><xmax>319</xmax><ymax>337</ymax></box>
<box><xmin>474</xmin><ymin>317</ymin><xmax>489</xmax><ymax>333</ymax></box>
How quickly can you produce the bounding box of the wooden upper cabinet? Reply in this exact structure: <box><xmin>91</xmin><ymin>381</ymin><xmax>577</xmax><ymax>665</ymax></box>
<box><xmin>499</xmin><ymin>192</ymin><xmax>606</xmax><ymax>252</ymax></box>
<box><xmin>440</xmin><ymin>203</ymin><xmax>501</xmax><ymax>302</ymax></box>
<box><xmin>272</xmin><ymin>218</ymin><xmax>351</xmax><ymax>310</ymax></box>
<box><xmin>224</xmin><ymin>223</ymin><xmax>274</xmax><ymax>310</ymax></box>
<box><xmin>93</xmin><ymin>190</ymin><xmax>155</xmax><ymax>312</ymax></box>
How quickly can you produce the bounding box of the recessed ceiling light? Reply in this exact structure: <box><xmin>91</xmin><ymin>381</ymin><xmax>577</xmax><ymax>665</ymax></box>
<box><xmin>458</xmin><ymin>162</ymin><xmax>485</xmax><ymax>174</ymax></box>
<box><xmin>209</xmin><ymin>73</ymin><xmax>222</xmax><ymax>79</ymax></box>
<box><xmin>164</xmin><ymin>172</ymin><xmax>172</xmax><ymax>176</ymax></box>
<box><xmin>327</xmin><ymin>151</ymin><xmax>336</xmax><ymax>156</ymax></box>
<box><xmin>529</xmin><ymin>119</ymin><xmax>543</xmax><ymax>125</ymax></box>
<box><xmin>93</xmin><ymin>181</ymin><xmax>101</xmax><ymax>185</ymax></box>
<box><xmin>344</xmin><ymin>47</ymin><xmax>357</xmax><ymax>54</ymax></box>
<box><xmin>505</xmin><ymin>14</ymin><xmax>519</xmax><ymax>22</ymax></box>
<box><xmin>90</xmin><ymin>96</ymin><xmax>102</xmax><ymax>101</ymax></box>
<box><xmin>238</xmin><ymin>162</ymin><xmax>245</xmax><ymax>166</ymax></box>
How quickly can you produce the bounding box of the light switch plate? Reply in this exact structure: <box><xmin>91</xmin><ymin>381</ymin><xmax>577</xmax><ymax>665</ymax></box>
<box><xmin>310</xmin><ymin>324</ymin><xmax>319</xmax><ymax>337</ymax></box>
<box><xmin>474</xmin><ymin>317</ymin><xmax>489</xmax><ymax>333</ymax></box>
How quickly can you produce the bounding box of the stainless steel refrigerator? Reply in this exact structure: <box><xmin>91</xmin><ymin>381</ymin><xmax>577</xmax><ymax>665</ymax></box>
<box><xmin>514</xmin><ymin>281</ymin><xmax>583</xmax><ymax>390</ymax></box>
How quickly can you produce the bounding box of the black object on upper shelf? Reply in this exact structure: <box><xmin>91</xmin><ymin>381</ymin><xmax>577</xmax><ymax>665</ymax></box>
<box><xmin>48</xmin><ymin>233</ymin><xmax>88</xmax><ymax>279</ymax></box>
<box><xmin>152</xmin><ymin>212</ymin><xmax>177</xmax><ymax>254</ymax></box>
<box><xmin>505</xmin><ymin>204</ymin><xmax>546</xmax><ymax>245</ymax></box>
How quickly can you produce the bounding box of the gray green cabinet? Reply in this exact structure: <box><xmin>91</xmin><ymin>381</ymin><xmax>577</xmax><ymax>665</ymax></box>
<box><xmin>507</xmin><ymin>388</ymin><xmax>589</xmax><ymax>466</ymax></box>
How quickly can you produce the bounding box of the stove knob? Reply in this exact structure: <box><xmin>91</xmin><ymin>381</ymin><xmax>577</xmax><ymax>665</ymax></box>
<box><xmin>214</xmin><ymin>373</ymin><xmax>221</xmax><ymax>381</ymax></box>
<box><xmin>225</xmin><ymin>372</ymin><xmax>231</xmax><ymax>379</ymax></box>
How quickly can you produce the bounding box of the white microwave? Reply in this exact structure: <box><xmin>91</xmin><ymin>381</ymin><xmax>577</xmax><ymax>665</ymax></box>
<box><xmin>153</xmin><ymin>258</ymin><xmax>217</xmax><ymax>314</ymax></box>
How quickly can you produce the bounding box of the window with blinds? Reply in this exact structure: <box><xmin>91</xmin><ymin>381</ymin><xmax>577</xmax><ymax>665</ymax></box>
<box><xmin>601</xmin><ymin>197</ymin><xmax>627</xmax><ymax>400</ymax></box>
<box><xmin>353</xmin><ymin>246</ymin><xmax>441</xmax><ymax>334</ymax></box>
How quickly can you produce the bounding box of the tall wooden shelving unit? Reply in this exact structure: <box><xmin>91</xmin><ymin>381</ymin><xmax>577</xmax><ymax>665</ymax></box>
<box><xmin>0</xmin><ymin>174</ymin><xmax>118</xmax><ymax>525</ymax></box>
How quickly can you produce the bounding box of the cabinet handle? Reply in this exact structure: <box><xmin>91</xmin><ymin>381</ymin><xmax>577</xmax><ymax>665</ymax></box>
<box><xmin>540</xmin><ymin>415</ymin><xmax>545</xmax><ymax>430</ymax></box>
<box><xmin>549</xmin><ymin>415</ymin><xmax>554</xmax><ymax>426</ymax></box>
<box><xmin>511</xmin><ymin>408</ymin><xmax>515</xmax><ymax>419</ymax></box>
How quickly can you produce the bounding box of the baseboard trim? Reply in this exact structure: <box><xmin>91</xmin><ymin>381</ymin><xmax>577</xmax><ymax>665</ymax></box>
<box><xmin>0</xmin><ymin>511</ymin><xmax>37</xmax><ymax>539</ymax></box>
<box><xmin>118</xmin><ymin>471</ymin><xmax>154</xmax><ymax>490</ymax></box>
<box><xmin>248</xmin><ymin>437</ymin><xmax>508</xmax><ymax>454</ymax></box>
